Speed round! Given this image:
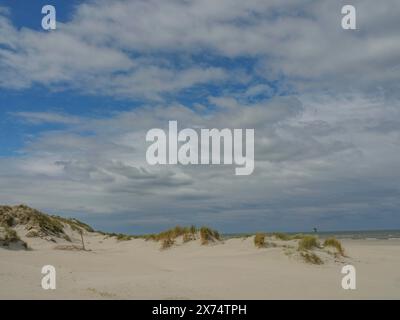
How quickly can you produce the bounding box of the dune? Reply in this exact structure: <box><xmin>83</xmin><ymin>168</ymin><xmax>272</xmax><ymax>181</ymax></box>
<box><xmin>0</xmin><ymin>205</ymin><xmax>399</xmax><ymax>299</ymax></box>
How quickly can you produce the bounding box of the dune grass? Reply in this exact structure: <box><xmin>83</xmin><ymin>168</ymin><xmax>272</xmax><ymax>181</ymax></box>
<box><xmin>199</xmin><ymin>226</ymin><xmax>220</xmax><ymax>245</ymax></box>
<box><xmin>31</xmin><ymin>214</ymin><xmax>64</xmax><ymax>236</ymax></box>
<box><xmin>272</xmin><ymin>232</ymin><xmax>312</xmax><ymax>241</ymax></box>
<box><xmin>254</xmin><ymin>233</ymin><xmax>266</xmax><ymax>248</ymax></box>
<box><xmin>3</xmin><ymin>227</ymin><xmax>19</xmax><ymax>242</ymax></box>
<box><xmin>0</xmin><ymin>205</ymin><xmax>94</xmax><ymax>242</ymax></box>
<box><xmin>183</xmin><ymin>233</ymin><xmax>194</xmax><ymax>243</ymax></box>
<box><xmin>160</xmin><ymin>238</ymin><xmax>175</xmax><ymax>250</ymax></box>
<box><xmin>323</xmin><ymin>237</ymin><xmax>345</xmax><ymax>256</ymax></box>
<box><xmin>272</xmin><ymin>232</ymin><xmax>291</xmax><ymax>241</ymax></box>
<box><xmin>52</xmin><ymin>215</ymin><xmax>94</xmax><ymax>233</ymax></box>
<box><xmin>290</xmin><ymin>234</ymin><xmax>307</xmax><ymax>240</ymax></box>
<box><xmin>298</xmin><ymin>235</ymin><xmax>320</xmax><ymax>251</ymax></box>
<box><xmin>144</xmin><ymin>225</ymin><xmax>192</xmax><ymax>241</ymax></box>
<box><xmin>300</xmin><ymin>251</ymin><xmax>323</xmax><ymax>265</ymax></box>
<box><xmin>116</xmin><ymin>234</ymin><xmax>133</xmax><ymax>241</ymax></box>
<box><xmin>134</xmin><ymin>225</ymin><xmax>221</xmax><ymax>247</ymax></box>
<box><xmin>0</xmin><ymin>215</ymin><xmax>14</xmax><ymax>227</ymax></box>
<box><xmin>0</xmin><ymin>226</ymin><xmax>28</xmax><ymax>249</ymax></box>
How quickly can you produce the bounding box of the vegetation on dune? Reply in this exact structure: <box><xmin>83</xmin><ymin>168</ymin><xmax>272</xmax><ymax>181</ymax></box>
<box><xmin>3</xmin><ymin>227</ymin><xmax>19</xmax><ymax>242</ymax></box>
<box><xmin>142</xmin><ymin>225</ymin><xmax>218</xmax><ymax>241</ymax></box>
<box><xmin>189</xmin><ymin>225</ymin><xmax>197</xmax><ymax>235</ymax></box>
<box><xmin>298</xmin><ymin>235</ymin><xmax>320</xmax><ymax>251</ymax></box>
<box><xmin>140</xmin><ymin>225</ymin><xmax>220</xmax><ymax>247</ymax></box>
<box><xmin>300</xmin><ymin>251</ymin><xmax>323</xmax><ymax>265</ymax></box>
<box><xmin>0</xmin><ymin>205</ymin><xmax>97</xmax><ymax>242</ymax></box>
<box><xmin>99</xmin><ymin>231</ymin><xmax>149</xmax><ymax>241</ymax></box>
<box><xmin>0</xmin><ymin>205</ymin><xmax>347</xmax><ymax>266</ymax></box>
<box><xmin>0</xmin><ymin>207</ymin><xmax>28</xmax><ymax>248</ymax></box>
<box><xmin>183</xmin><ymin>232</ymin><xmax>194</xmax><ymax>243</ymax></box>
<box><xmin>272</xmin><ymin>232</ymin><xmax>291</xmax><ymax>241</ymax></box>
<box><xmin>0</xmin><ymin>214</ymin><xmax>14</xmax><ymax>227</ymax></box>
<box><xmin>116</xmin><ymin>234</ymin><xmax>134</xmax><ymax>241</ymax></box>
<box><xmin>161</xmin><ymin>238</ymin><xmax>175</xmax><ymax>250</ymax></box>
<box><xmin>290</xmin><ymin>234</ymin><xmax>307</xmax><ymax>240</ymax></box>
<box><xmin>31</xmin><ymin>214</ymin><xmax>64</xmax><ymax>235</ymax></box>
<box><xmin>323</xmin><ymin>238</ymin><xmax>345</xmax><ymax>256</ymax></box>
<box><xmin>296</xmin><ymin>235</ymin><xmax>324</xmax><ymax>264</ymax></box>
<box><xmin>53</xmin><ymin>215</ymin><xmax>94</xmax><ymax>233</ymax></box>
<box><xmin>199</xmin><ymin>226</ymin><xmax>220</xmax><ymax>245</ymax></box>
<box><xmin>254</xmin><ymin>233</ymin><xmax>266</xmax><ymax>248</ymax></box>
<box><xmin>101</xmin><ymin>225</ymin><xmax>221</xmax><ymax>249</ymax></box>
<box><xmin>0</xmin><ymin>205</ymin><xmax>94</xmax><ymax>242</ymax></box>
<box><xmin>142</xmin><ymin>225</ymin><xmax>194</xmax><ymax>242</ymax></box>
<box><xmin>272</xmin><ymin>232</ymin><xmax>311</xmax><ymax>241</ymax></box>
<box><xmin>0</xmin><ymin>226</ymin><xmax>28</xmax><ymax>249</ymax></box>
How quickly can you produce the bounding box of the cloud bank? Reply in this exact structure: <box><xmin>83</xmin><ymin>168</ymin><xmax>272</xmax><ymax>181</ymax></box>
<box><xmin>0</xmin><ymin>0</ymin><xmax>400</xmax><ymax>233</ymax></box>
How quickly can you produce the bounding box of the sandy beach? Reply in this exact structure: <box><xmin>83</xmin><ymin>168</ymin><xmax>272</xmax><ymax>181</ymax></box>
<box><xmin>1</xmin><ymin>232</ymin><xmax>399</xmax><ymax>300</ymax></box>
<box><xmin>1</xmin><ymin>0</ymin><xmax>400</xmax><ymax>304</ymax></box>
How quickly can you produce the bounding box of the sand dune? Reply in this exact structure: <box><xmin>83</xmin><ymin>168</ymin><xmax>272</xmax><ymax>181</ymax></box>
<box><xmin>1</xmin><ymin>233</ymin><xmax>400</xmax><ymax>299</ymax></box>
<box><xmin>1</xmin><ymin>205</ymin><xmax>399</xmax><ymax>299</ymax></box>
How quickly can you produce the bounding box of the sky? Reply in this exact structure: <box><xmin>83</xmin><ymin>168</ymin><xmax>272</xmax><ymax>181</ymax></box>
<box><xmin>1</xmin><ymin>0</ymin><xmax>400</xmax><ymax>234</ymax></box>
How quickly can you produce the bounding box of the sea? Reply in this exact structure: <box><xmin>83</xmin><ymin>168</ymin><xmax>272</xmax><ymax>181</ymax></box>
<box><xmin>223</xmin><ymin>229</ymin><xmax>400</xmax><ymax>240</ymax></box>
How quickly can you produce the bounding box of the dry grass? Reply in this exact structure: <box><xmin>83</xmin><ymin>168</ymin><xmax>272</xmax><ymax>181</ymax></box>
<box><xmin>0</xmin><ymin>204</ymin><xmax>94</xmax><ymax>242</ymax></box>
<box><xmin>53</xmin><ymin>215</ymin><xmax>94</xmax><ymax>233</ymax></box>
<box><xmin>183</xmin><ymin>233</ymin><xmax>194</xmax><ymax>243</ymax></box>
<box><xmin>142</xmin><ymin>225</ymin><xmax>220</xmax><ymax>245</ymax></box>
<box><xmin>199</xmin><ymin>226</ymin><xmax>220</xmax><ymax>245</ymax></box>
<box><xmin>145</xmin><ymin>225</ymin><xmax>194</xmax><ymax>242</ymax></box>
<box><xmin>323</xmin><ymin>238</ymin><xmax>345</xmax><ymax>256</ymax></box>
<box><xmin>272</xmin><ymin>232</ymin><xmax>291</xmax><ymax>241</ymax></box>
<box><xmin>300</xmin><ymin>251</ymin><xmax>323</xmax><ymax>265</ymax></box>
<box><xmin>160</xmin><ymin>238</ymin><xmax>175</xmax><ymax>250</ymax></box>
<box><xmin>298</xmin><ymin>236</ymin><xmax>320</xmax><ymax>251</ymax></box>
<box><xmin>54</xmin><ymin>244</ymin><xmax>87</xmax><ymax>251</ymax></box>
<box><xmin>87</xmin><ymin>288</ymin><xmax>116</xmax><ymax>298</ymax></box>
<box><xmin>0</xmin><ymin>226</ymin><xmax>28</xmax><ymax>249</ymax></box>
<box><xmin>254</xmin><ymin>233</ymin><xmax>266</xmax><ymax>248</ymax></box>
<box><xmin>290</xmin><ymin>234</ymin><xmax>307</xmax><ymax>240</ymax></box>
<box><xmin>116</xmin><ymin>234</ymin><xmax>133</xmax><ymax>241</ymax></box>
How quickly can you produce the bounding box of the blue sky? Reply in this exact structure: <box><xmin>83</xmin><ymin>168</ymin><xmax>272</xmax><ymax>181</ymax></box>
<box><xmin>1</xmin><ymin>0</ymin><xmax>400</xmax><ymax>233</ymax></box>
<box><xmin>1</xmin><ymin>0</ymin><xmax>83</xmax><ymax>30</ymax></box>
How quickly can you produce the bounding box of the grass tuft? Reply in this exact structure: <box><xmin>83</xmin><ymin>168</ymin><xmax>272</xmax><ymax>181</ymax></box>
<box><xmin>0</xmin><ymin>226</ymin><xmax>28</xmax><ymax>249</ymax></box>
<box><xmin>298</xmin><ymin>235</ymin><xmax>320</xmax><ymax>251</ymax></box>
<box><xmin>323</xmin><ymin>238</ymin><xmax>345</xmax><ymax>256</ymax></box>
<box><xmin>254</xmin><ymin>233</ymin><xmax>266</xmax><ymax>248</ymax></box>
<box><xmin>272</xmin><ymin>232</ymin><xmax>291</xmax><ymax>241</ymax></box>
<box><xmin>116</xmin><ymin>234</ymin><xmax>133</xmax><ymax>241</ymax></box>
<box><xmin>183</xmin><ymin>233</ymin><xmax>194</xmax><ymax>243</ymax></box>
<box><xmin>199</xmin><ymin>226</ymin><xmax>220</xmax><ymax>245</ymax></box>
<box><xmin>300</xmin><ymin>251</ymin><xmax>323</xmax><ymax>265</ymax></box>
<box><xmin>160</xmin><ymin>238</ymin><xmax>175</xmax><ymax>250</ymax></box>
<box><xmin>290</xmin><ymin>234</ymin><xmax>307</xmax><ymax>240</ymax></box>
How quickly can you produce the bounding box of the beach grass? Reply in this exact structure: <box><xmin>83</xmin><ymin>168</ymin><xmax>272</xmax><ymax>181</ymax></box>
<box><xmin>298</xmin><ymin>235</ymin><xmax>320</xmax><ymax>251</ymax></box>
<box><xmin>161</xmin><ymin>238</ymin><xmax>175</xmax><ymax>250</ymax></box>
<box><xmin>272</xmin><ymin>232</ymin><xmax>291</xmax><ymax>241</ymax></box>
<box><xmin>116</xmin><ymin>234</ymin><xmax>133</xmax><ymax>241</ymax></box>
<box><xmin>200</xmin><ymin>226</ymin><xmax>220</xmax><ymax>245</ymax></box>
<box><xmin>300</xmin><ymin>251</ymin><xmax>323</xmax><ymax>265</ymax></box>
<box><xmin>323</xmin><ymin>237</ymin><xmax>345</xmax><ymax>256</ymax></box>
<box><xmin>0</xmin><ymin>226</ymin><xmax>28</xmax><ymax>249</ymax></box>
<box><xmin>254</xmin><ymin>233</ymin><xmax>266</xmax><ymax>248</ymax></box>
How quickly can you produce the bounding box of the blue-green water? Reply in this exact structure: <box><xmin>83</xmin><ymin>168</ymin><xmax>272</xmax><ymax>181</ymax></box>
<box><xmin>223</xmin><ymin>229</ymin><xmax>400</xmax><ymax>240</ymax></box>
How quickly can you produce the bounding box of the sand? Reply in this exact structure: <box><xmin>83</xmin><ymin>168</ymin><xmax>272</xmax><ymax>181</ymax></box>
<box><xmin>0</xmin><ymin>233</ymin><xmax>399</xmax><ymax>299</ymax></box>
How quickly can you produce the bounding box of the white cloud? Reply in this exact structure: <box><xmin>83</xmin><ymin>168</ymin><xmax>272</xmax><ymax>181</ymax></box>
<box><xmin>3</xmin><ymin>92</ymin><xmax>400</xmax><ymax>231</ymax></box>
<box><xmin>1</xmin><ymin>0</ymin><xmax>400</xmax><ymax>97</ymax></box>
<box><xmin>1</xmin><ymin>1</ymin><xmax>400</xmax><ymax>231</ymax></box>
<box><xmin>12</xmin><ymin>112</ymin><xmax>83</xmax><ymax>125</ymax></box>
